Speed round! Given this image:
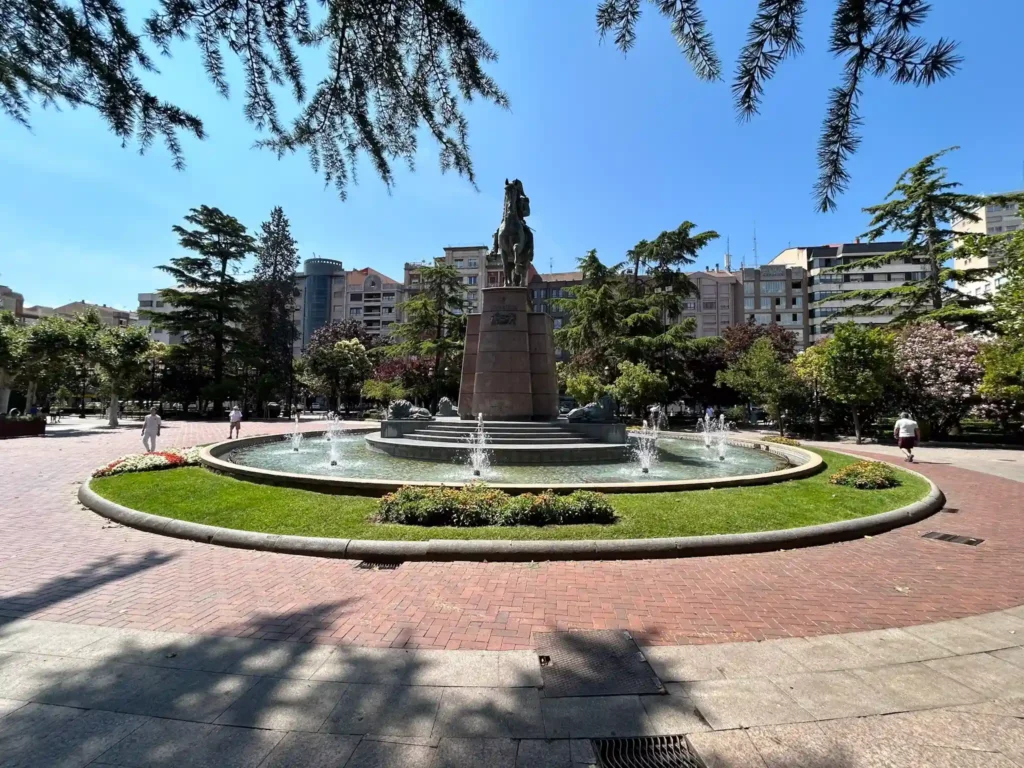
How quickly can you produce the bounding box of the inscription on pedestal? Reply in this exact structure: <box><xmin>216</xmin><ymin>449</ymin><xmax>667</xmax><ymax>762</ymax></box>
<box><xmin>491</xmin><ymin>312</ymin><xmax>517</xmax><ymax>326</ymax></box>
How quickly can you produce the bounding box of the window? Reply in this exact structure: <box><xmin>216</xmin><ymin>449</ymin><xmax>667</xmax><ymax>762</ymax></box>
<box><xmin>350</xmin><ymin>293</ymin><xmax>363</xmax><ymax>302</ymax></box>
<box><xmin>991</xmin><ymin>226</ymin><xmax>1004</xmax><ymax>233</ymax></box>
<box><xmin>554</xmin><ymin>318</ymin><xmax>563</xmax><ymax>329</ymax></box>
<box><xmin>792</xmin><ymin>297</ymin><xmax>803</xmax><ymax>308</ymax></box>
<box><xmin>550</xmin><ymin>288</ymin><xmax>562</xmax><ymax>298</ymax></box>
<box><xmin>155</xmin><ymin>301</ymin><xmax>164</xmax><ymax>308</ymax></box>
<box><xmin>454</xmin><ymin>259</ymin><xmax>464</xmax><ymax>268</ymax></box>
<box><xmin>682</xmin><ymin>301</ymin><xmax>697</xmax><ymax>311</ymax></box>
<box><xmin>1007</xmin><ymin>225</ymin><xmax>1019</xmax><ymax>232</ymax></box>
<box><xmin>467</xmin><ymin>275</ymin><xmax>478</xmax><ymax>285</ymax></box>
<box><xmin>382</xmin><ymin>292</ymin><xmax>395</xmax><ymax>300</ymax></box>
<box><xmin>410</xmin><ymin>275</ymin><xmax>420</xmax><ymax>284</ymax></box>
<box><xmin>350</xmin><ymin>307</ymin><xmax>362</xmax><ymax>316</ymax></box>
<box><xmin>762</xmin><ymin>281</ymin><xmax>785</xmax><ymax>293</ymax></box>
<box><xmin>818</xmin><ymin>273</ymin><xmax>842</xmax><ymax>283</ymax></box>
<box><xmin>759</xmin><ymin>297</ymin><xmax>772</xmax><ymax>309</ymax></box>
<box><xmin>468</xmin><ymin>258</ymin><xmax>478</xmax><ymax>268</ymax></box>
<box><xmin>792</xmin><ymin>313</ymin><xmax>798</xmax><ymax>323</ymax></box>
<box><xmin>702</xmin><ymin>301</ymin><xmax>716</xmax><ymax>311</ymax></box>
<box><xmin>744</xmin><ymin>298</ymin><xmax>755</xmax><ymax>310</ymax></box>
<box><xmin>467</xmin><ymin>290</ymin><xmax>477</xmax><ymax>299</ymax></box>
<box><xmin>755</xmin><ymin>313</ymin><xmax>771</xmax><ymax>325</ymax></box>
<box><xmin>383</xmin><ymin>307</ymin><xmax>394</xmax><ymax>315</ymax></box>
<box><xmin>139</xmin><ymin>300</ymin><xmax>153</xmax><ymax>307</ymax></box>
<box><xmin>776</xmin><ymin>314</ymin><xmax>782</xmax><ymax>322</ymax></box>
<box><xmin>775</xmin><ymin>297</ymin><xmax>783</xmax><ymax>306</ymax></box>
<box><xmin>744</xmin><ymin>282</ymin><xmax>755</xmax><ymax>295</ymax></box>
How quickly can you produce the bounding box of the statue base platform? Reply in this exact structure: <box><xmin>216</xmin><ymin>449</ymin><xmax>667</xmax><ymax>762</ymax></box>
<box><xmin>458</xmin><ymin>287</ymin><xmax>558</xmax><ymax>421</ymax></box>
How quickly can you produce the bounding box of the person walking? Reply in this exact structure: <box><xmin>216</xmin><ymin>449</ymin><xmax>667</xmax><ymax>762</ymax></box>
<box><xmin>229</xmin><ymin>405</ymin><xmax>243</xmax><ymax>439</ymax></box>
<box><xmin>893</xmin><ymin>411</ymin><xmax>920</xmax><ymax>463</ymax></box>
<box><xmin>142</xmin><ymin>407</ymin><xmax>162</xmax><ymax>453</ymax></box>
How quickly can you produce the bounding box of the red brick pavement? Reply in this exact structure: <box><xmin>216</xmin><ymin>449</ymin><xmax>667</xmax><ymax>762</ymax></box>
<box><xmin>1</xmin><ymin>419</ymin><xmax>1022</xmax><ymax>650</ymax></box>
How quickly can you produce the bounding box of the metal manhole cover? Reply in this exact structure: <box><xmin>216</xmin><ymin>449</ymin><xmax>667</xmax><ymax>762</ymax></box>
<box><xmin>535</xmin><ymin>630</ymin><xmax>664</xmax><ymax>698</ymax></box>
<box><xmin>922</xmin><ymin>531</ymin><xmax>984</xmax><ymax>546</ymax></box>
<box><xmin>593</xmin><ymin>735</ymin><xmax>705</xmax><ymax>767</ymax></box>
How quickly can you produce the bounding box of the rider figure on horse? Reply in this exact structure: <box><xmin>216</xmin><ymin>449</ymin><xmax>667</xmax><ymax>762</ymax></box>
<box><xmin>491</xmin><ymin>178</ymin><xmax>534</xmax><ymax>287</ymax></box>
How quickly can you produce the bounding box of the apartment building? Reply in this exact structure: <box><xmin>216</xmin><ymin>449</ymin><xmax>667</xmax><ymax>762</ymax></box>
<box><xmin>771</xmin><ymin>241</ymin><xmax>917</xmax><ymax>344</ymax></box>
<box><xmin>136</xmin><ymin>292</ymin><xmax>180</xmax><ymax>345</ymax></box>
<box><xmin>404</xmin><ymin>245</ymin><xmax>500</xmax><ymax>316</ymax></box>
<box><xmin>681</xmin><ymin>270</ymin><xmax>743</xmax><ymax>340</ymax></box>
<box><xmin>139</xmin><ymin>258</ymin><xmax>401</xmax><ymax>356</ymax></box>
<box><xmin>0</xmin><ymin>285</ymin><xmax>24</xmax><ymax>316</ymax></box>
<box><xmin>953</xmin><ymin>198</ymin><xmax>1023</xmax><ymax>299</ymax></box>
<box><xmin>740</xmin><ymin>264</ymin><xmax>810</xmax><ymax>349</ymax></box>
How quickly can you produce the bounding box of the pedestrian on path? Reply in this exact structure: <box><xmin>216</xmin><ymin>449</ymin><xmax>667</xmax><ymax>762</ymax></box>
<box><xmin>894</xmin><ymin>411</ymin><xmax>920</xmax><ymax>462</ymax></box>
<box><xmin>142</xmin><ymin>407</ymin><xmax>162</xmax><ymax>453</ymax></box>
<box><xmin>228</xmin><ymin>405</ymin><xmax>242</xmax><ymax>439</ymax></box>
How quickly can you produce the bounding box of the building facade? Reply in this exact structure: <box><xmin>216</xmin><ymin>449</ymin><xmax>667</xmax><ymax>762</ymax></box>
<box><xmin>953</xmin><ymin>198</ymin><xmax>1023</xmax><ymax>300</ymax></box>
<box><xmin>404</xmin><ymin>245</ymin><xmax>500</xmax><ymax>317</ymax></box>
<box><xmin>0</xmin><ymin>285</ymin><xmax>24</xmax><ymax>316</ymax></box>
<box><xmin>739</xmin><ymin>264</ymin><xmax>810</xmax><ymax>349</ymax></box>
<box><xmin>136</xmin><ymin>292</ymin><xmax>180</xmax><ymax>345</ymax></box>
<box><xmin>771</xmin><ymin>241</ymin><xmax>918</xmax><ymax>344</ymax></box>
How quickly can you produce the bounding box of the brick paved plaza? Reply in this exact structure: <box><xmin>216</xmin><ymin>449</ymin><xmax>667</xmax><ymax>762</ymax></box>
<box><xmin>1</xmin><ymin>420</ymin><xmax>1024</xmax><ymax>766</ymax></box>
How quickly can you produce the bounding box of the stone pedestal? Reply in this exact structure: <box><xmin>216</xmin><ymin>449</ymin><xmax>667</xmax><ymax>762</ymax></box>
<box><xmin>458</xmin><ymin>287</ymin><xmax>558</xmax><ymax>420</ymax></box>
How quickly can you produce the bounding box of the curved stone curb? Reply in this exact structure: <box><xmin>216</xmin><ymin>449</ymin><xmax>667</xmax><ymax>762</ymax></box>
<box><xmin>78</xmin><ymin>462</ymin><xmax>944</xmax><ymax>562</ymax></box>
<box><xmin>198</xmin><ymin>430</ymin><xmax>824</xmax><ymax>495</ymax></box>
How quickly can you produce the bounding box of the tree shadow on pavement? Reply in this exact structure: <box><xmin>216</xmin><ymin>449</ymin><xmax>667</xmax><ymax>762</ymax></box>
<box><xmin>0</xmin><ymin>551</ymin><xmax>175</xmax><ymax>629</ymax></box>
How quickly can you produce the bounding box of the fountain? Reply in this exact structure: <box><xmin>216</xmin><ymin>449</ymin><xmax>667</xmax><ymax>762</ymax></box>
<box><xmin>697</xmin><ymin>414</ymin><xmax>729</xmax><ymax>461</ymax></box>
<box><xmin>633</xmin><ymin>419</ymin><xmax>659</xmax><ymax>474</ymax></box>
<box><xmin>215</xmin><ymin>180</ymin><xmax>803</xmax><ymax>489</ymax></box>
<box><xmin>465</xmin><ymin>413</ymin><xmax>489</xmax><ymax>477</ymax></box>
<box><xmin>328</xmin><ymin>418</ymin><xmax>345</xmax><ymax>466</ymax></box>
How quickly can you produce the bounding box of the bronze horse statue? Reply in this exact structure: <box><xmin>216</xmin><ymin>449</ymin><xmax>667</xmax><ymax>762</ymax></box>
<box><xmin>491</xmin><ymin>178</ymin><xmax>534</xmax><ymax>286</ymax></box>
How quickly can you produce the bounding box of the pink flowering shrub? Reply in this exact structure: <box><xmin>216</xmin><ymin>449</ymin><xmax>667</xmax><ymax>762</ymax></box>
<box><xmin>93</xmin><ymin>447</ymin><xmax>201</xmax><ymax>478</ymax></box>
<box><xmin>895</xmin><ymin>322</ymin><xmax>982</xmax><ymax>437</ymax></box>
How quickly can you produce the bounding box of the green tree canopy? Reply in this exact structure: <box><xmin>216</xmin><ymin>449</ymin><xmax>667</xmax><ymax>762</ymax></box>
<box><xmin>610</xmin><ymin>361</ymin><xmax>668</xmax><ymax>418</ymax></box>
<box><xmin>244</xmin><ymin>206</ymin><xmax>300</xmax><ymax>409</ymax></box>
<box><xmin>95</xmin><ymin>325</ymin><xmax>153</xmax><ymax>427</ymax></box>
<box><xmin>717</xmin><ymin>337</ymin><xmax>804</xmax><ymax>435</ymax></box>
<box><xmin>978</xmin><ymin>338</ymin><xmax>1024</xmax><ymax>431</ymax></box>
<box><xmin>3</xmin><ymin>1</ymin><xmax>960</xmax><ymax>208</ymax></box>
<box><xmin>150</xmin><ymin>205</ymin><xmax>256</xmax><ymax>416</ymax></box>
<box><xmin>389</xmin><ymin>263</ymin><xmax>467</xmax><ymax>408</ymax></box>
<box><xmin>828</xmin><ymin>148</ymin><xmax>1024</xmax><ymax>329</ymax></box>
<box><xmin>0</xmin><ymin>312</ymin><xmax>27</xmax><ymax>415</ymax></box>
<box><xmin>303</xmin><ymin>338</ymin><xmax>371</xmax><ymax>410</ymax></box>
<box><xmin>565</xmin><ymin>372</ymin><xmax>606</xmax><ymax>407</ymax></box>
<box><xmin>816</xmin><ymin>323</ymin><xmax>895</xmax><ymax>443</ymax></box>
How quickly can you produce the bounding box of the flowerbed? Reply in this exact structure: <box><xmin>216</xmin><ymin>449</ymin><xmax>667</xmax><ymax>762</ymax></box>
<box><xmin>375</xmin><ymin>485</ymin><xmax>616</xmax><ymax>528</ymax></box>
<box><xmin>93</xmin><ymin>447</ymin><xmax>201</xmax><ymax>478</ymax></box>
<box><xmin>829</xmin><ymin>460</ymin><xmax>901</xmax><ymax>490</ymax></box>
<box><xmin>762</xmin><ymin>436</ymin><xmax>802</xmax><ymax>447</ymax></box>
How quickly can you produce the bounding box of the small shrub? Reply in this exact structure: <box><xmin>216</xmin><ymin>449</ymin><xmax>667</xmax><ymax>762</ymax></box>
<box><xmin>829</xmin><ymin>461</ymin><xmax>901</xmax><ymax>490</ymax></box>
<box><xmin>374</xmin><ymin>485</ymin><xmax>616</xmax><ymax>527</ymax></box>
<box><xmin>725</xmin><ymin>406</ymin><xmax>748</xmax><ymax>425</ymax></box>
<box><xmin>93</xmin><ymin>447</ymin><xmax>201</xmax><ymax>478</ymax></box>
<box><xmin>762</xmin><ymin>436</ymin><xmax>802</xmax><ymax>447</ymax></box>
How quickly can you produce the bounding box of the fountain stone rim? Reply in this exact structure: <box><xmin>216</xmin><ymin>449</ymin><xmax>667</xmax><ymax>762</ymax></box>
<box><xmin>198</xmin><ymin>428</ymin><xmax>824</xmax><ymax>496</ymax></box>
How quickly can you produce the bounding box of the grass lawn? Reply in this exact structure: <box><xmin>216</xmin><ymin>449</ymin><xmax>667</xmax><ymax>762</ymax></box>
<box><xmin>89</xmin><ymin>448</ymin><xmax>930</xmax><ymax>541</ymax></box>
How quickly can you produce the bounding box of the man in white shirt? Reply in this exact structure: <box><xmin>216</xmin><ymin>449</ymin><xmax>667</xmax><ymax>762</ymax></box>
<box><xmin>229</xmin><ymin>405</ymin><xmax>242</xmax><ymax>439</ymax></box>
<box><xmin>142</xmin><ymin>407</ymin><xmax>162</xmax><ymax>453</ymax></box>
<box><xmin>893</xmin><ymin>411</ymin><xmax>920</xmax><ymax>463</ymax></box>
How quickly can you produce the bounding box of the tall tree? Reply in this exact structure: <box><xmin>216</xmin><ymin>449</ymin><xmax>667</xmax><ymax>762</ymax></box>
<box><xmin>0</xmin><ymin>312</ymin><xmax>27</xmax><ymax>415</ymax></box>
<box><xmin>830</xmin><ymin>148</ymin><xmax>1024</xmax><ymax>329</ymax></box>
<box><xmin>816</xmin><ymin>323</ymin><xmax>894</xmax><ymax>443</ymax></box>
<box><xmin>553</xmin><ymin>251</ymin><xmax>624</xmax><ymax>378</ymax></box>
<box><xmin>792</xmin><ymin>342</ymin><xmax>827</xmax><ymax>440</ymax></box>
<box><xmin>95</xmin><ymin>326</ymin><xmax>152</xmax><ymax>427</ymax></box>
<box><xmin>389</xmin><ymin>263</ymin><xmax>467</xmax><ymax>409</ymax></box>
<box><xmin>68</xmin><ymin>310</ymin><xmax>103</xmax><ymax>417</ymax></box>
<box><xmin>978</xmin><ymin>338</ymin><xmax>1024</xmax><ymax>433</ymax></box>
<box><xmin>150</xmin><ymin>206</ymin><xmax>256</xmax><ymax>417</ymax></box>
<box><xmin>245</xmin><ymin>206</ymin><xmax>300</xmax><ymax>411</ymax></box>
<box><xmin>21</xmin><ymin>315</ymin><xmax>76</xmax><ymax>412</ymax></box>
<box><xmin>991</xmin><ymin>229</ymin><xmax>1024</xmax><ymax>337</ymax></box>
<box><xmin>3</xmin><ymin>2</ymin><xmax>959</xmax><ymax>208</ymax></box>
<box><xmin>722</xmin><ymin>320</ymin><xmax>797</xmax><ymax>364</ymax></box>
<box><xmin>301</xmin><ymin>338</ymin><xmax>371</xmax><ymax>411</ymax></box>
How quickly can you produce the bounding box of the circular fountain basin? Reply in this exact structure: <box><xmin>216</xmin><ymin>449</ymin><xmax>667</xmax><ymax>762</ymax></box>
<box><xmin>200</xmin><ymin>428</ymin><xmax>822</xmax><ymax>495</ymax></box>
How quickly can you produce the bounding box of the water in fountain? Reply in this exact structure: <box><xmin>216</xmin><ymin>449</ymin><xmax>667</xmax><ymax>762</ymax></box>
<box><xmin>714</xmin><ymin>413</ymin><xmax>729</xmax><ymax>461</ymax></box>
<box><xmin>633</xmin><ymin>418</ymin><xmax>659</xmax><ymax>474</ymax></box>
<box><xmin>465</xmin><ymin>413</ymin><xmax>490</xmax><ymax>477</ymax></box>
<box><xmin>328</xmin><ymin>418</ymin><xmax>345</xmax><ymax>466</ymax></box>
<box><xmin>696</xmin><ymin>414</ymin><xmax>730</xmax><ymax>460</ymax></box>
<box><xmin>290</xmin><ymin>414</ymin><xmax>302</xmax><ymax>452</ymax></box>
<box><xmin>697</xmin><ymin>416</ymin><xmax>713</xmax><ymax>449</ymax></box>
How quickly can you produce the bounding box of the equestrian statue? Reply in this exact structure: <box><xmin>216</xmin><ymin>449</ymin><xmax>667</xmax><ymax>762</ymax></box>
<box><xmin>491</xmin><ymin>178</ymin><xmax>534</xmax><ymax>286</ymax></box>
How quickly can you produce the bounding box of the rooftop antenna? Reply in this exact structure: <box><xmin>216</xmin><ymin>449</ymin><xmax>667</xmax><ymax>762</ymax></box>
<box><xmin>724</xmin><ymin>237</ymin><xmax>732</xmax><ymax>272</ymax></box>
<box><xmin>753</xmin><ymin>225</ymin><xmax>759</xmax><ymax>268</ymax></box>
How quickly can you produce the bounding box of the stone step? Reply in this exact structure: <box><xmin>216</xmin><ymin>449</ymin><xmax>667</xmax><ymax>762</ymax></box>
<box><xmin>426</xmin><ymin>423</ymin><xmax>568</xmax><ymax>432</ymax></box>
<box><xmin>404</xmin><ymin>434</ymin><xmax>596</xmax><ymax>445</ymax></box>
<box><xmin>419</xmin><ymin>427</ymin><xmax>571</xmax><ymax>436</ymax></box>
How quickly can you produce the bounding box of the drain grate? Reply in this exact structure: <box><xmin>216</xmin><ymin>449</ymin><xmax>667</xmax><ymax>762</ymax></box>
<box><xmin>593</xmin><ymin>735</ymin><xmax>705</xmax><ymax>767</ymax></box>
<box><xmin>535</xmin><ymin>630</ymin><xmax>664</xmax><ymax>698</ymax></box>
<box><xmin>355</xmin><ymin>560</ymin><xmax>402</xmax><ymax>570</ymax></box>
<box><xmin>922</xmin><ymin>531</ymin><xmax>984</xmax><ymax>546</ymax></box>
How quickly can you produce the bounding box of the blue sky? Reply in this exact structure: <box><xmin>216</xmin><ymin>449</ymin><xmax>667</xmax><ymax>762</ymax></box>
<box><xmin>2</xmin><ymin>1</ymin><xmax>1022</xmax><ymax>311</ymax></box>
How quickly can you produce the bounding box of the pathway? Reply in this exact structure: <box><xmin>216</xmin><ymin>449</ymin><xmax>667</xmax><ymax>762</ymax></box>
<box><xmin>2</xmin><ymin>609</ymin><xmax>1024</xmax><ymax>765</ymax></box>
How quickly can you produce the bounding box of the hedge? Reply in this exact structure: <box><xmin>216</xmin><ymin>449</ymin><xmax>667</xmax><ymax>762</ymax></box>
<box><xmin>829</xmin><ymin>460</ymin><xmax>901</xmax><ymax>490</ymax></box>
